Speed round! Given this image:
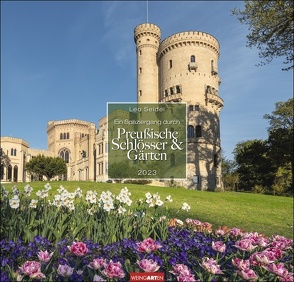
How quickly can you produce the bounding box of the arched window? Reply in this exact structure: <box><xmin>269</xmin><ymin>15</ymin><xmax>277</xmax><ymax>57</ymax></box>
<box><xmin>11</xmin><ymin>148</ymin><xmax>13</xmax><ymax>156</ymax></box>
<box><xmin>187</xmin><ymin>125</ymin><xmax>195</xmax><ymax>138</ymax></box>
<box><xmin>67</xmin><ymin>132</ymin><xmax>69</xmax><ymax>139</ymax></box>
<box><xmin>7</xmin><ymin>165</ymin><xmax>12</xmax><ymax>181</ymax></box>
<box><xmin>13</xmin><ymin>165</ymin><xmax>18</xmax><ymax>182</ymax></box>
<box><xmin>190</xmin><ymin>55</ymin><xmax>196</xmax><ymax>62</ymax></box>
<box><xmin>0</xmin><ymin>165</ymin><xmax>4</xmax><ymax>180</ymax></box>
<box><xmin>60</xmin><ymin>133</ymin><xmax>63</xmax><ymax>140</ymax></box>
<box><xmin>59</xmin><ymin>148</ymin><xmax>70</xmax><ymax>163</ymax></box>
<box><xmin>195</xmin><ymin>125</ymin><xmax>202</xmax><ymax>137</ymax></box>
<box><xmin>65</xmin><ymin>151</ymin><xmax>69</xmax><ymax>163</ymax></box>
<box><xmin>189</xmin><ymin>105</ymin><xmax>194</xmax><ymax>111</ymax></box>
<box><xmin>63</xmin><ymin>133</ymin><xmax>66</xmax><ymax>139</ymax></box>
<box><xmin>14</xmin><ymin>149</ymin><xmax>17</xmax><ymax>156</ymax></box>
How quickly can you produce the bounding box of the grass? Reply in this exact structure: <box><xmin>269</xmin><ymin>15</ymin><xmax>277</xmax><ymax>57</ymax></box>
<box><xmin>3</xmin><ymin>181</ymin><xmax>293</xmax><ymax>239</ymax></box>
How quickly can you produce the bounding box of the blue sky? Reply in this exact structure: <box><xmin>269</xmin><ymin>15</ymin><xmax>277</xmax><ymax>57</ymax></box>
<box><xmin>1</xmin><ymin>1</ymin><xmax>293</xmax><ymax>160</ymax></box>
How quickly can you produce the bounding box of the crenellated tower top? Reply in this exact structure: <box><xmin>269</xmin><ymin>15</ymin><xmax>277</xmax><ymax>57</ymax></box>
<box><xmin>134</xmin><ymin>23</ymin><xmax>161</xmax><ymax>45</ymax></box>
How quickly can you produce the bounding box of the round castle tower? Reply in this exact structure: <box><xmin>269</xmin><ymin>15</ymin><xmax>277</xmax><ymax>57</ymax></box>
<box><xmin>134</xmin><ymin>24</ymin><xmax>224</xmax><ymax>190</ymax></box>
<box><xmin>134</xmin><ymin>23</ymin><xmax>161</xmax><ymax>102</ymax></box>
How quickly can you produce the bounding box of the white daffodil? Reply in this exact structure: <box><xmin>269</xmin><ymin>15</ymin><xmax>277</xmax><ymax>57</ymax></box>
<box><xmin>9</xmin><ymin>195</ymin><xmax>20</xmax><ymax>209</ymax></box>
<box><xmin>166</xmin><ymin>195</ymin><xmax>173</xmax><ymax>203</ymax></box>
<box><xmin>103</xmin><ymin>201</ymin><xmax>114</xmax><ymax>212</ymax></box>
<box><xmin>181</xmin><ymin>202</ymin><xmax>191</xmax><ymax>211</ymax></box>
<box><xmin>125</xmin><ymin>198</ymin><xmax>133</xmax><ymax>207</ymax></box>
<box><xmin>117</xmin><ymin>206</ymin><xmax>126</xmax><ymax>214</ymax></box>
<box><xmin>145</xmin><ymin>192</ymin><xmax>152</xmax><ymax>199</ymax></box>
<box><xmin>29</xmin><ymin>199</ymin><xmax>38</xmax><ymax>208</ymax></box>
<box><xmin>155</xmin><ymin>199</ymin><xmax>164</xmax><ymax>206</ymax></box>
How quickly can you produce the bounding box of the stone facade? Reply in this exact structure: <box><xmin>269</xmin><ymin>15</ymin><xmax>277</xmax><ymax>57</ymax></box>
<box><xmin>134</xmin><ymin>23</ymin><xmax>223</xmax><ymax>190</ymax></box>
<box><xmin>1</xmin><ymin>22</ymin><xmax>223</xmax><ymax>190</ymax></box>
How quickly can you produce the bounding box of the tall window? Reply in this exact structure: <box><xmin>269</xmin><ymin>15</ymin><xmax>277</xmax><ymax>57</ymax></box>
<box><xmin>176</xmin><ymin>85</ymin><xmax>181</xmax><ymax>93</ymax></box>
<box><xmin>187</xmin><ymin>125</ymin><xmax>194</xmax><ymax>138</ymax></box>
<box><xmin>195</xmin><ymin>125</ymin><xmax>202</xmax><ymax>137</ymax></box>
<box><xmin>169</xmin><ymin>60</ymin><xmax>172</xmax><ymax>68</ymax></box>
<box><xmin>10</xmin><ymin>148</ymin><xmax>16</xmax><ymax>156</ymax></box>
<box><xmin>59</xmin><ymin>148</ymin><xmax>70</xmax><ymax>163</ymax></box>
<box><xmin>13</xmin><ymin>165</ymin><xmax>18</xmax><ymax>182</ymax></box>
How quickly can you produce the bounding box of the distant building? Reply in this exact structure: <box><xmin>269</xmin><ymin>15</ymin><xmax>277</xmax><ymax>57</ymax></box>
<box><xmin>1</xmin><ymin>22</ymin><xmax>224</xmax><ymax>190</ymax></box>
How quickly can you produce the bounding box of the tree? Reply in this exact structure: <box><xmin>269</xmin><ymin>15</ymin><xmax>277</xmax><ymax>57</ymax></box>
<box><xmin>108</xmin><ymin>161</ymin><xmax>135</xmax><ymax>183</ymax></box>
<box><xmin>25</xmin><ymin>155</ymin><xmax>67</xmax><ymax>181</ymax></box>
<box><xmin>221</xmin><ymin>156</ymin><xmax>238</xmax><ymax>191</ymax></box>
<box><xmin>232</xmin><ymin>1</ymin><xmax>294</xmax><ymax>70</ymax></box>
<box><xmin>264</xmin><ymin>98</ymin><xmax>293</xmax><ymax>191</ymax></box>
<box><xmin>233</xmin><ymin>139</ymin><xmax>274</xmax><ymax>192</ymax></box>
<box><xmin>0</xmin><ymin>148</ymin><xmax>11</xmax><ymax>167</ymax></box>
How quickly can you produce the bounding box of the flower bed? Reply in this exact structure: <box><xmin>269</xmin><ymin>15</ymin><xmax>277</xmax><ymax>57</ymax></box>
<box><xmin>0</xmin><ymin>184</ymin><xmax>293</xmax><ymax>281</ymax></box>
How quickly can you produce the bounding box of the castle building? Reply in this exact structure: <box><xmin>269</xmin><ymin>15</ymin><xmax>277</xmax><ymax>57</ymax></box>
<box><xmin>1</xmin><ymin>23</ymin><xmax>223</xmax><ymax>190</ymax></box>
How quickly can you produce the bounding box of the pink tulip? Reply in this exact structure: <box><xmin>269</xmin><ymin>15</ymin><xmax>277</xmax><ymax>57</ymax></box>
<box><xmin>137</xmin><ymin>259</ymin><xmax>160</xmax><ymax>272</ymax></box>
<box><xmin>262</xmin><ymin>263</ymin><xmax>289</xmax><ymax>277</ymax></box>
<box><xmin>177</xmin><ymin>273</ymin><xmax>198</xmax><ymax>281</ymax></box>
<box><xmin>57</xmin><ymin>264</ymin><xmax>74</xmax><ymax>277</ymax></box>
<box><xmin>137</xmin><ymin>238</ymin><xmax>162</xmax><ymax>253</ymax></box>
<box><xmin>232</xmin><ymin>258</ymin><xmax>250</xmax><ymax>271</ymax></box>
<box><xmin>19</xmin><ymin>261</ymin><xmax>43</xmax><ymax>278</ymax></box>
<box><xmin>237</xmin><ymin>269</ymin><xmax>258</xmax><ymax>281</ymax></box>
<box><xmin>212</xmin><ymin>241</ymin><xmax>226</xmax><ymax>253</ymax></box>
<box><xmin>201</xmin><ymin>257</ymin><xmax>223</xmax><ymax>275</ymax></box>
<box><xmin>102</xmin><ymin>260</ymin><xmax>125</xmax><ymax>279</ymax></box>
<box><xmin>87</xmin><ymin>258</ymin><xmax>106</xmax><ymax>270</ymax></box>
<box><xmin>234</xmin><ymin>239</ymin><xmax>258</xmax><ymax>251</ymax></box>
<box><xmin>229</xmin><ymin>228</ymin><xmax>244</xmax><ymax>238</ymax></box>
<box><xmin>37</xmin><ymin>250</ymin><xmax>54</xmax><ymax>263</ymax></box>
<box><xmin>170</xmin><ymin>264</ymin><xmax>191</xmax><ymax>276</ymax></box>
<box><xmin>68</xmin><ymin>241</ymin><xmax>88</xmax><ymax>256</ymax></box>
<box><xmin>250</xmin><ymin>252</ymin><xmax>275</xmax><ymax>266</ymax></box>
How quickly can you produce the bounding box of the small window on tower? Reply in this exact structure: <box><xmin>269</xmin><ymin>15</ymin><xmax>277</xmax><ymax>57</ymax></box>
<box><xmin>195</xmin><ymin>105</ymin><xmax>200</xmax><ymax>111</ymax></box>
<box><xmin>188</xmin><ymin>56</ymin><xmax>197</xmax><ymax>71</ymax></box>
<box><xmin>139</xmin><ymin>50</ymin><xmax>142</xmax><ymax>56</ymax></box>
<box><xmin>139</xmin><ymin>68</ymin><xmax>142</xmax><ymax>74</ymax></box>
<box><xmin>139</xmin><ymin>90</ymin><xmax>142</xmax><ymax>96</ymax></box>
<box><xmin>169</xmin><ymin>60</ymin><xmax>172</xmax><ymax>69</ymax></box>
<box><xmin>195</xmin><ymin>125</ymin><xmax>202</xmax><ymax>137</ymax></box>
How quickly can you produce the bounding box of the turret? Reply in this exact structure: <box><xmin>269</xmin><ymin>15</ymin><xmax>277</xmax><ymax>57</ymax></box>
<box><xmin>134</xmin><ymin>23</ymin><xmax>161</xmax><ymax>102</ymax></box>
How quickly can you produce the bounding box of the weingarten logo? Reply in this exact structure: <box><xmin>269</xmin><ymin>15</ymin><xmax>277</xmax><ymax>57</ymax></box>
<box><xmin>107</xmin><ymin>103</ymin><xmax>187</xmax><ymax>180</ymax></box>
<box><xmin>130</xmin><ymin>272</ymin><xmax>164</xmax><ymax>281</ymax></box>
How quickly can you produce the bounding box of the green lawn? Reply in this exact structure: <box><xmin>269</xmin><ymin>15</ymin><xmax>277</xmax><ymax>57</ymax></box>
<box><xmin>3</xmin><ymin>181</ymin><xmax>293</xmax><ymax>239</ymax></box>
